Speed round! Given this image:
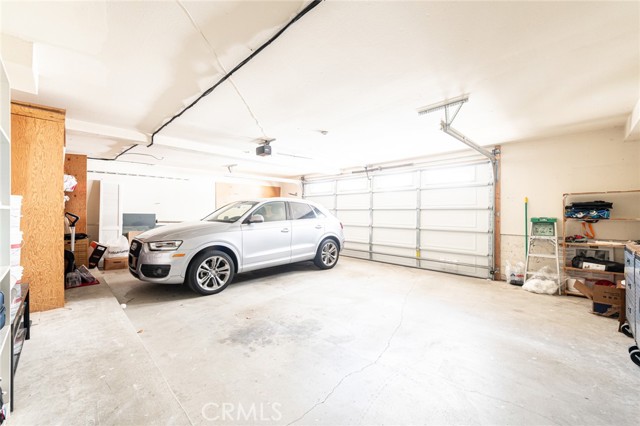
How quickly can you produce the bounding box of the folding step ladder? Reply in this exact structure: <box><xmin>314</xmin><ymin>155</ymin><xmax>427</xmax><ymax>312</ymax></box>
<box><xmin>525</xmin><ymin>217</ymin><xmax>561</xmax><ymax>294</ymax></box>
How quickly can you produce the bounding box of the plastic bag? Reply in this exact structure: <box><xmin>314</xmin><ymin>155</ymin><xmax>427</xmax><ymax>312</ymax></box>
<box><xmin>64</xmin><ymin>174</ymin><xmax>78</xmax><ymax>192</ymax></box>
<box><xmin>506</xmin><ymin>261</ymin><xmax>525</xmax><ymax>286</ymax></box>
<box><xmin>104</xmin><ymin>235</ymin><xmax>130</xmax><ymax>259</ymax></box>
<box><xmin>522</xmin><ymin>266</ymin><xmax>559</xmax><ymax>295</ymax></box>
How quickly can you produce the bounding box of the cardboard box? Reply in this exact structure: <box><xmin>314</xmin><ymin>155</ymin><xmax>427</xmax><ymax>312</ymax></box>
<box><xmin>103</xmin><ymin>257</ymin><xmax>128</xmax><ymax>270</ymax></box>
<box><xmin>88</xmin><ymin>242</ymin><xmax>107</xmax><ymax>269</ymax></box>
<box><xmin>64</xmin><ymin>238</ymin><xmax>89</xmax><ymax>267</ymax></box>
<box><xmin>574</xmin><ymin>280</ymin><xmax>622</xmax><ymax>318</ymax></box>
<box><xmin>127</xmin><ymin>231</ymin><xmax>143</xmax><ymax>244</ymax></box>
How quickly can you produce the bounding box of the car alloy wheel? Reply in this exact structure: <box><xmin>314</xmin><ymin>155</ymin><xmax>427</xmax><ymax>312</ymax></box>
<box><xmin>196</xmin><ymin>255</ymin><xmax>231</xmax><ymax>290</ymax></box>
<box><xmin>321</xmin><ymin>241</ymin><xmax>338</xmax><ymax>267</ymax></box>
<box><xmin>314</xmin><ymin>239</ymin><xmax>340</xmax><ymax>270</ymax></box>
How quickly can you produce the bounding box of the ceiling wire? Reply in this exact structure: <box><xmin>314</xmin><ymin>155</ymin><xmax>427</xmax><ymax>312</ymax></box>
<box><xmin>176</xmin><ymin>0</ymin><xmax>268</xmax><ymax>140</ymax></box>
<box><xmin>119</xmin><ymin>152</ymin><xmax>165</xmax><ymax>161</ymax></box>
<box><xmin>149</xmin><ymin>0</ymin><xmax>324</xmax><ymax>148</ymax></box>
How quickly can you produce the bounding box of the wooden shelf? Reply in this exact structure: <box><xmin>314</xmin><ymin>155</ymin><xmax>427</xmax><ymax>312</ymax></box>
<box><xmin>564</xmin><ymin>218</ymin><xmax>640</xmax><ymax>222</ymax></box>
<box><xmin>563</xmin><ymin>266</ymin><xmax>624</xmax><ymax>276</ymax></box>
<box><xmin>563</xmin><ymin>190</ymin><xmax>640</xmax><ymax>196</ymax></box>
<box><xmin>563</xmin><ymin>241</ymin><xmax>628</xmax><ymax>248</ymax></box>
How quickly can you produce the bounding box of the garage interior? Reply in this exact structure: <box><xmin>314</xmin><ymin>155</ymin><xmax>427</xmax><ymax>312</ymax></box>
<box><xmin>0</xmin><ymin>1</ymin><xmax>639</xmax><ymax>425</ymax></box>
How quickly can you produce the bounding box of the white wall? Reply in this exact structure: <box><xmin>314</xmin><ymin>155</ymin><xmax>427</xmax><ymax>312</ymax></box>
<box><xmin>499</xmin><ymin>126</ymin><xmax>640</xmax><ymax>276</ymax></box>
<box><xmin>85</xmin><ymin>160</ymin><xmax>301</xmax><ymax>242</ymax></box>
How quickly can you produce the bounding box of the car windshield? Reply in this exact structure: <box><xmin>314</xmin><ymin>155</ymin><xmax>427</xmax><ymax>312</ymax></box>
<box><xmin>202</xmin><ymin>201</ymin><xmax>258</xmax><ymax>223</ymax></box>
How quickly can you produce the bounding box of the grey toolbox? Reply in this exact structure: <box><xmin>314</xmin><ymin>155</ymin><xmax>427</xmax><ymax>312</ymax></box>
<box><xmin>624</xmin><ymin>247</ymin><xmax>635</xmax><ymax>338</ymax></box>
<box><xmin>631</xmin><ymin>250</ymin><xmax>640</xmax><ymax>367</ymax></box>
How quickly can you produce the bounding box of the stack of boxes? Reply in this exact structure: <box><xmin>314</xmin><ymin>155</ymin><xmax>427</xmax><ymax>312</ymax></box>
<box><xmin>9</xmin><ymin>195</ymin><xmax>23</xmax><ymax>322</ymax></box>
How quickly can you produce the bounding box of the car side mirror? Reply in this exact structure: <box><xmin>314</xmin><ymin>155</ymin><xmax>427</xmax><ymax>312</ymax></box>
<box><xmin>248</xmin><ymin>214</ymin><xmax>265</xmax><ymax>224</ymax></box>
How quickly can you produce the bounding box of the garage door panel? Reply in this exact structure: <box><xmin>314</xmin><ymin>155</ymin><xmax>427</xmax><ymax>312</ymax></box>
<box><xmin>304</xmin><ymin>181</ymin><xmax>334</xmax><ymax>196</ymax></box>
<box><xmin>337</xmin><ymin>177</ymin><xmax>368</xmax><ymax>193</ymax></box>
<box><xmin>420</xmin><ymin>231</ymin><xmax>490</xmax><ymax>256</ymax></box>
<box><xmin>372</xmin><ymin>228</ymin><xmax>414</xmax><ymax>246</ymax></box>
<box><xmin>305</xmin><ymin>195</ymin><xmax>335</xmax><ymax>210</ymax></box>
<box><xmin>372</xmin><ymin>172</ymin><xmax>416</xmax><ymax>190</ymax></box>
<box><xmin>373</xmin><ymin>253</ymin><xmax>415</xmax><ymax>267</ymax></box>
<box><xmin>304</xmin><ymin>158</ymin><xmax>494</xmax><ymax>280</ymax></box>
<box><xmin>337</xmin><ymin>193</ymin><xmax>369</xmax><ymax>210</ymax></box>
<box><xmin>343</xmin><ymin>249</ymin><xmax>368</xmax><ymax>259</ymax></box>
<box><xmin>373</xmin><ymin>210</ymin><xmax>416</xmax><ymax>228</ymax></box>
<box><xmin>421</xmin><ymin>163</ymin><xmax>491</xmax><ymax>186</ymax></box>
<box><xmin>419</xmin><ymin>259</ymin><xmax>487</xmax><ymax>278</ymax></box>
<box><xmin>337</xmin><ymin>210</ymin><xmax>369</xmax><ymax>226</ymax></box>
<box><xmin>373</xmin><ymin>191</ymin><xmax>416</xmax><ymax>209</ymax></box>
<box><xmin>344</xmin><ymin>241</ymin><xmax>368</xmax><ymax>251</ymax></box>
<box><xmin>421</xmin><ymin>186</ymin><xmax>491</xmax><ymax>209</ymax></box>
<box><xmin>420</xmin><ymin>250</ymin><xmax>489</xmax><ymax>267</ymax></box>
<box><xmin>372</xmin><ymin>244</ymin><xmax>414</xmax><ymax>257</ymax></box>
<box><xmin>344</xmin><ymin>225</ymin><xmax>369</xmax><ymax>243</ymax></box>
<box><xmin>421</xmin><ymin>210</ymin><xmax>490</xmax><ymax>232</ymax></box>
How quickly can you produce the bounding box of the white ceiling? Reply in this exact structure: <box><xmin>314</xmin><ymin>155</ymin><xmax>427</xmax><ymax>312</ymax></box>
<box><xmin>1</xmin><ymin>1</ymin><xmax>639</xmax><ymax>178</ymax></box>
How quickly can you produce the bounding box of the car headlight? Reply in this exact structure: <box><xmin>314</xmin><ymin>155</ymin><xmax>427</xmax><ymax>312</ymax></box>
<box><xmin>148</xmin><ymin>240</ymin><xmax>182</xmax><ymax>251</ymax></box>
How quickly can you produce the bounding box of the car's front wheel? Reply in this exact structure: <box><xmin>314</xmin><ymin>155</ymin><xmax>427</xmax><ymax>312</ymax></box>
<box><xmin>186</xmin><ymin>250</ymin><xmax>235</xmax><ymax>295</ymax></box>
<box><xmin>314</xmin><ymin>239</ymin><xmax>339</xmax><ymax>269</ymax></box>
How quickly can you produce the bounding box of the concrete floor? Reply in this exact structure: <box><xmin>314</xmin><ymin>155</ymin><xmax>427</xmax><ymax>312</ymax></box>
<box><xmin>10</xmin><ymin>257</ymin><xmax>640</xmax><ymax>425</ymax></box>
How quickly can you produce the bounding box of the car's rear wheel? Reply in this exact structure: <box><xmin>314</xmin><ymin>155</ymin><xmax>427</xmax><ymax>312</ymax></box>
<box><xmin>187</xmin><ymin>250</ymin><xmax>235</xmax><ymax>295</ymax></box>
<box><xmin>314</xmin><ymin>239</ymin><xmax>339</xmax><ymax>269</ymax></box>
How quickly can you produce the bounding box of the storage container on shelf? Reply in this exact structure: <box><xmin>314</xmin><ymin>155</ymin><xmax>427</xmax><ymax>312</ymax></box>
<box><xmin>10</xmin><ymin>284</ymin><xmax>22</xmax><ymax>323</ymax></box>
<box><xmin>9</xmin><ymin>265</ymin><xmax>23</xmax><ymax>288</ymax></box>
<box><xmin>10</xmin><ymin>194</ymin><xmax>22</xmax><ymax>230</ymax></box>
<box><xmin>10</xmin><ymin>229</ymin><xmax>22</xmax><ymax>267</ymax></box>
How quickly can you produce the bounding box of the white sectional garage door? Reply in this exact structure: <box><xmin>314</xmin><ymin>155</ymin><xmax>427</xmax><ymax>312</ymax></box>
<box><xmin>303</xmin><ymin>160</ymin><xmax>495</xmax><ymax>279</ymax></box>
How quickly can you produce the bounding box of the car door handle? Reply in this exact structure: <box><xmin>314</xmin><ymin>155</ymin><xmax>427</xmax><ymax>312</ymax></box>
<box><xmin>281</xmin><ymin>228</ymin><xmax>289</xmax><ymax>233</ymax></box>
<box><xmin>315</xmin><ymin>225</ymin><xmax>322</xmax><ymax>229</ymax></box>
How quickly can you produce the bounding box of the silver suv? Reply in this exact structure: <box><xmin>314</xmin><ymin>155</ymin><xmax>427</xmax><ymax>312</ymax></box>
<box><xmin>128</xmin><ymin>198</ymin><xmax>344</xmax><ymax>295</ymax></box>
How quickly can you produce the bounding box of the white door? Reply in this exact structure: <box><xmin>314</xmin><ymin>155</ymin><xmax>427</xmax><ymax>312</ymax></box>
<box><xmin>289</xmin><ymin>201</ymin><xmax>325</xmax><ymax>262</ymax></box>
<box><xmin>241</xmin><ymin>201</ymin><xmax>291</xmax><ymax>271</ymax></box>
<box><xmin>304</xmin><ymin>159</ymin><xmax>495</xmax><ymax>279</ymax></box>
<box><xmin>98</xmin><ymin>181</ymin><xmax>123</xmax><ymax>244</ymax></box>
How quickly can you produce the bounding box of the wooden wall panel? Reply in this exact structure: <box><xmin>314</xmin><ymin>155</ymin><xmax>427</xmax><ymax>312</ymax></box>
<box><xmin>215</xmin><ymin>183</ymin><xmax>281</xmax><ymax>208</ymax></box>
<box><xmin>11</xmin><ymin>102</ymin><xmax>65</xmax><ymax>312</ymax></box>
<box><xmin>64</xmin><ymin>154</ymin><xmax>87</xmax><ymax>234</ymax></box>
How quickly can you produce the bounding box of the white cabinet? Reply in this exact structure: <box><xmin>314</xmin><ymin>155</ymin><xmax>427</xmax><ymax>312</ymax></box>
<box><xmin>0</xmin><ymin>59</ymin><xmax>13</xmax><ymax>418</ymax></box>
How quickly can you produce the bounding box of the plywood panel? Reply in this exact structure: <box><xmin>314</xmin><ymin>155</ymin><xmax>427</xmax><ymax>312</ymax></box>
<box><xmin>11</xmin><ymin>102</ymin><xmax>65</xmax><ymax>312</ymax></box>
<box><xmin>11</xmin><ymin>101</ymin><xmax>65</xmax><ymax>122</ymax></box>
<box><xmin>64</xmin><ymin>154</ymin><xmax>87</xmax><ymax>234</ymax></box>
<box><xmin>215</xmin><ymin>183</ymin><xmax>280</xmax><ymax>208</ymax></box>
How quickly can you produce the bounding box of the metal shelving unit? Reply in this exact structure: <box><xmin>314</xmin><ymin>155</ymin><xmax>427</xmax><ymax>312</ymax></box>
<box><xmin>561</xmin><ymin>190</ymin><xmax>640</xmax><ymax>296</ymax></box>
